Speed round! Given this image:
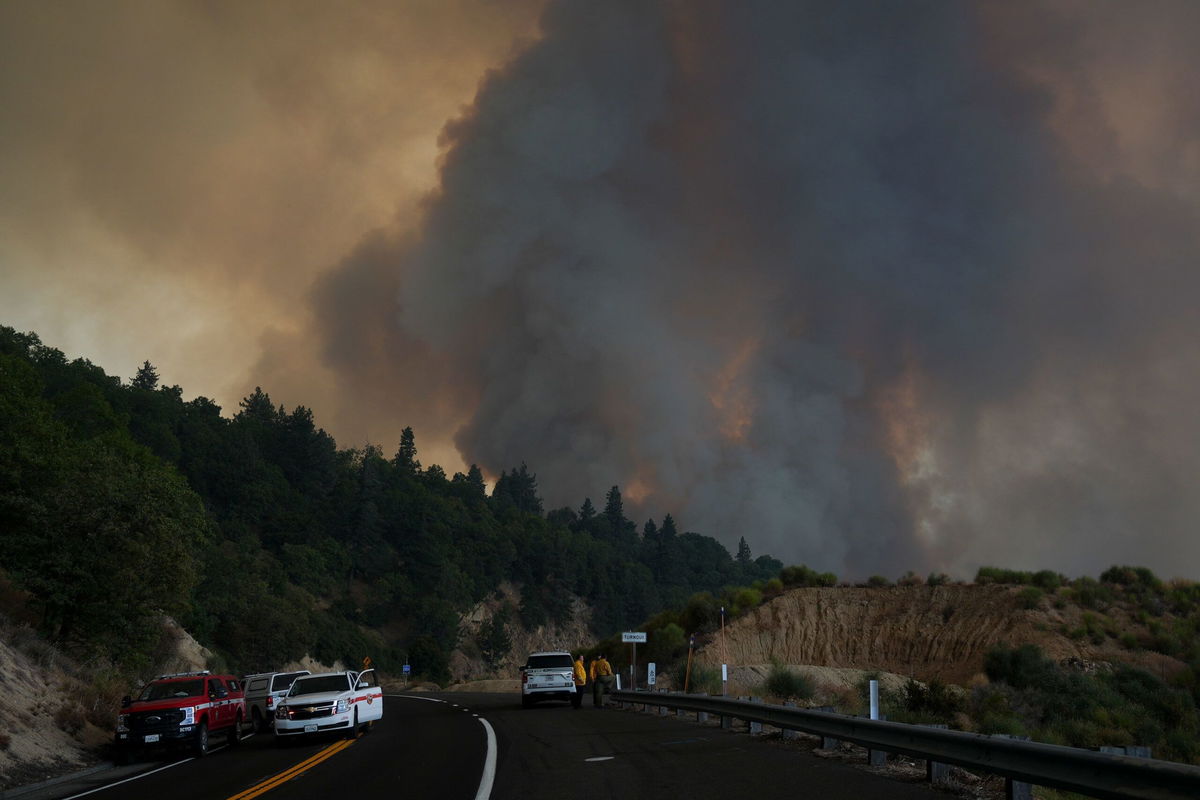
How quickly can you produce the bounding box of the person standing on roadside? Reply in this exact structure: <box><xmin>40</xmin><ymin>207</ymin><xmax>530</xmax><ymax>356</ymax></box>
<box><xmin>592</xmin><ymin>653</ymin><xmax>615</xmax><ymax>708</ymax></box>
<box><xmin>572</xmin><ymin>654</ymin><xmax>587</xmax><ymax>709</ymax></box>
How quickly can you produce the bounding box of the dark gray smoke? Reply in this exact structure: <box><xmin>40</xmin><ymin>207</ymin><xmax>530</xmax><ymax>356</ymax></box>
<box><xmin>312</xmin><ymin>0</ymin><xmax>1200</xmax><ymax>579</ymax></box>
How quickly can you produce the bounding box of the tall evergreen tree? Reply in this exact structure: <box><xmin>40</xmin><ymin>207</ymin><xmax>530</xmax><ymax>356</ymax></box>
<box><xmin>394</xmin><ymin>426</ymin><xmax>420</xmax><ymax>473</ymax></box>
<box><xmin>579</xmin><ymin>497</ymin><xmax>596</xmax><ymax>520</ymax></box>
<box><xmin>131</xmin><ymin>360</ymin><xmax>159</xmax><ymax>390</ymax></box>
<box><xmin>466</xmin><ymin>464</ymin><xmax>486</xmax><ymax>496</ymax></box>
<box><xmin>736</xmin><ymin>536</ymin><xmax>753</xmax><ymax>566</ymax></box>
<box><xmin>604</xmin><ymin>485</ymin><xmax>625</xmax><ymax>529</ymax></box>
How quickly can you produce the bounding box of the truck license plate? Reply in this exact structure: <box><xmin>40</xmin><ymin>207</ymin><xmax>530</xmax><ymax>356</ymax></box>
<box><xmin>304</xmin><ymin>724</ymin><xmax>317</xmax><ymax>733</ymax></box>
<box><xmin>144</xmin><ymin>734</ymin><xmax>160</xmax><ymax>743</ymax></box>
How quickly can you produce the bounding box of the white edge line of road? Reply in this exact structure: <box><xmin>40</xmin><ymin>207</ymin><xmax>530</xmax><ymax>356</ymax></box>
<box><xmin>474</xmin><ymin>717</ymin><xmax>497</xmax><ymax>800</ymax></box>
<box><xmin>58</xmin><ymin>757</ymin><xmax>195</xmax><ymax>800</ymax></box>
<box><xmin>386</xmin><ymin>694</ymin><xmax>495</xmax><ymax>800</ymax></box>
<box><xmin>54</xmin><ymin>730</ymin><xmax>255</xmax><ymax>800</ymax></box>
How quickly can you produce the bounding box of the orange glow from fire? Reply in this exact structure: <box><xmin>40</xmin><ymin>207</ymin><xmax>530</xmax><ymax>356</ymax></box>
<box><xmin>875</xmin><ymin>353</ymin><xmax>931</xmax><ymax>483</ymax></box>
<box><xmin>710</xmin><ymin>338</ymin><xmax>759</xmax><ymax>443</ymax></box>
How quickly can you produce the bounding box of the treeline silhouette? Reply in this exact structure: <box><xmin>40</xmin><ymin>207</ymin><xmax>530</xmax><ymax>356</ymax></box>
<box><xmin>0</xmin><ymin>326</ymin><xmax>781</xmax><ymax>681</ymax></box>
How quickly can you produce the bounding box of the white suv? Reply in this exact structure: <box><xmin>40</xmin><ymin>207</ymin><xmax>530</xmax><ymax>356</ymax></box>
<box><xmin>242</xmin><ymin>670</ymin><xmax>310</xmax><ymax>733</ymax></box>
<box><xmin>520</xmin><ymin>651</ymin><xmax>579</xmax><ymax>708</ymax></box>
<box><xmin>274</xmin><ymin>670</ymin><xmax>382</xmax><ymax>740</ymax></box>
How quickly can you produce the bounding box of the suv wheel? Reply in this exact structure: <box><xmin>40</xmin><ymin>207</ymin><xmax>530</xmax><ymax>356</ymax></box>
<box><xmin>251</xmin><ymin>707</ymin><xmax>264</xmax><ymax>734</ymax></box>
<box><xmin>345</xmin><ymin>709</ymin><xmax>358</xmax><ymax>740</ymax></box>
<box><xmin>194</xmin><ymin>722</ymin><xmax>209</xmax><ymax>757</ymax></box>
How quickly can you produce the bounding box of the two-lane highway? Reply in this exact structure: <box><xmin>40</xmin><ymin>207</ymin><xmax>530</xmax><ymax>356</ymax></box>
<box><xmin>29</xmin><ymin>693</ymin><xmax>946</xmax><ymax>800</ymax></box>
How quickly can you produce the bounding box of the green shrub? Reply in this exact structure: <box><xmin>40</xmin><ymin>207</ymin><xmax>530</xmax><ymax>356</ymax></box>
<box><xmin>679</xmin><ymin>592</ymin><xmax>720</xmax><ymax>634</ymax></box>
<box><xmin>1119</xmin><ymin>632</ymin><xmax>1140</xmax><ymax>650</ymax></box>
<box><xmin>866</xmin><ymin>575</ymin><xmax>891</xmax><ymax>588</ymax></box>
<box><xmin>1099</xmin><ymin>565</ymin><xmax>1162</xmax><ymax>591</ymax></box>
<box><xmin>902</xmin><ymin>678</ymin><xmax>963</xmax><ymax>722</ymax></box>
<box><xmin>926</xmin><ymin>572</ymin><xmax>950</xmax><ymax>586</ymax></box>
<box><xmin>674</xmin><ymin>662</ymin><xmax>721</xmax><ymax>694</ymax></box>
<box><xmin>1017</xmin><ymin>586</ymin><xmax>1044</xmax><ymax>609</ymax></box>
<box><xmin>1032</xmin><ymin>570</ymin><xmax>1065</xmax><ymax>591</ymax></box>
<box><xmin>984</xmin><ymin>644</ymin><xmax>1056</xmax><ymax>690</ymax></box>
<box><xmin>779</xmin><ymin>564</ymin><xmax>838</xmax><ymax>588</ymax></box>
<box><xmin>976</xmin><ymin>566</ymin><xmax>1034</xmax><ymax>585</ymax></box>
<box><xmin>1070</xmin><ymin>576</ymin><xmax>1114</xmax><ymax>609</ymax></box>
<box><xmin>764</xmin><ymin>662</ymin><xmax>815</xmax><ymax>701</ymax></box>
<box><xmin>731</xmin><ymin>587</ymin><xmax>763</xmax><ymax>616</ymax></box>
<box><xmin>647</xmin><ymin>622</ymin><xmax>687</xmax><ymax>662</ymax></box>
<box><xmin>897</xmin><ymin>570</ymin><xmax>924</xmax><ymax>587</ymax></box>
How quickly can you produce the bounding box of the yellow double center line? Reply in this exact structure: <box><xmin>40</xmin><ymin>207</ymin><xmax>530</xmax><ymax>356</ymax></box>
<box><xmin>226</xmin><ymin>739</ymin><xmax>355</xmax><ymax>800</ymax></box>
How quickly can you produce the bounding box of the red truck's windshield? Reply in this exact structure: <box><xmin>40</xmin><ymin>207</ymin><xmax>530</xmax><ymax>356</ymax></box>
<box><xmin>139</xmin><ymin>679</ymin><xmax>204</xmax><ymax>701</ymax></box>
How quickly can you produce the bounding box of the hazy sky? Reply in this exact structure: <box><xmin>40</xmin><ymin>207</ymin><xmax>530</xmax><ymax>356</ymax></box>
<box><xmin>4</xmin><ymin>1</ymin><xmax>1199</xmax><ymax>580</ymax></box>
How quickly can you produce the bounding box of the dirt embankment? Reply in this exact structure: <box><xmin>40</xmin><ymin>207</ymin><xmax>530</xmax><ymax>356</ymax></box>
<box><xmin>695</xmin><ymin>584</ymin><xmax>1176</xmax><ymax>685</ymax></box>
<box><xmin>449</xmin><ymin>583</ymin><xmax>593</xmax><ymax>684</ymax></box>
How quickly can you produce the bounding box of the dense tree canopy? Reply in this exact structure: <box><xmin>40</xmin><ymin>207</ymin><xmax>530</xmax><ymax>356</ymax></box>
<box><xmin>0</xmin><ymin>325</ymin><xmax>784</xmax><ymax>680</ymax></box>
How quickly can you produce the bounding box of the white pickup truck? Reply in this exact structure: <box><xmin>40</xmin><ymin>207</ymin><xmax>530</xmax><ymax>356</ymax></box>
<box><xmin>273</xmin><ymin>669</ymin><xmax>382</xmax><ymax>740</ymax></box>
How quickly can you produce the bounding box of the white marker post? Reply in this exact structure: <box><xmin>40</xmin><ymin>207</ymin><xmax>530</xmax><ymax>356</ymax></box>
<box><xmin>869</xmin><ymin>679</ymin><xmax>880</xmax><ymax>720</ymax></box>
<box><xmin>720</xmin><ymin>606</ymin><xmax>728</xmax><ymax>696</ymax></box>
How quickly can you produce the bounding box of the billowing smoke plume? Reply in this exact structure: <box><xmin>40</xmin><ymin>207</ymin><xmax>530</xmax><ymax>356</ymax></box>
<box><xmin>313</xmin><ymin>0</ymin><xmax>1200</xmax><ymax>578</ymax></box>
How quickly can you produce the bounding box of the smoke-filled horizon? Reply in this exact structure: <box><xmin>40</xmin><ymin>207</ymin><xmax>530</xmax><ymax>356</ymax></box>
<box><xmin>4</xmin><ymin>1</ymin><xmax>1198</xmax><ymax>580</ymax></box>
<box><xmin>309</xmin><ymin>0</ymin><xmax>1200</xmax><ymax>580</ymax></box>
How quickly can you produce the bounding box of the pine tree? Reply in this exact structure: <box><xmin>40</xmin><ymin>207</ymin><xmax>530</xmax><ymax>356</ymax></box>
<box><xmin>466</xmin><ymin>464</ymin><xmax>486</xmax><ymax>496</ymax></box>
<box><xmin>604</xmin><ymin>485</ymin><xmax>625</xmax><ymax>529</ymax></box>
<box><xmin>394</xmin><ymin>426</ymin><xmax>420</xmax><ymax>473</ymax></box>
<box><xmin>131</xmin><ymin>360</ymin><xmax>159</xmax><ymax>390</ymax></box>
<box><xmin>736</xmin><ymin>536</ymin><xmax>753</xmax><ymax>566</ymax></box>
<box><xmin>579</xmin><ymin>497</ymin><xmax>596</xmax><ymax>520</ymax></box>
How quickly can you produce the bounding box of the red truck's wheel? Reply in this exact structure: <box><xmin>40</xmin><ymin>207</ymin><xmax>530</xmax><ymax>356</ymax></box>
<box><xmin>194</xmin><ymin>722</ymin><xmax>209</xmax><ymax>757</ymax></box>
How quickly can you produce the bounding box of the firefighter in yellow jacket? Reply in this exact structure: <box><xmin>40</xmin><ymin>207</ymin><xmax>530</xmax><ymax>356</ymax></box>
<box><xmin>590</xmin><ymin>654</ymin><xmax>615</xmax><ymax>708</ymax></box>
<box><xmin>571</xmin><ymin>654</ymin><xmax>586</xmax><ymax>709</ymax></box>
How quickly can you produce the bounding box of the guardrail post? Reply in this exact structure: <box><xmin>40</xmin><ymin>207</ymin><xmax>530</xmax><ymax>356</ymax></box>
<box><xmin>659</xmin><ymin>689</ymin><xmax>669</xmax><ymax>716</ymax></box>
<box><xmin>723</xmin><ymin>697</ymin><xmax>746</xmax><ymax>730</ymax></box>
<box><xmin>814</xmin><ymin>706</ymin><xmax>837</xmax><ymax>749</ymax></box>
<box><xmin>993</xmin><ymin>735</ymin><xmax>1033</xmax><ymax>800</ymax></box>
<box><xmin>867</xmin><ymin>714</ymin><xmax>888</xmax><ymax>766</ymax></box>
<box><xmin>920</xmin><ymin>724</ymin><xmax>950</xmax><ymax>784</ymax></box>
<box><xmin>749</xmin><ymin>697</ymin><xmax>763</xmax><ymax>734</ymax></box>
<box><xmin>1102</xmin><ymin>745</ymin><xmax>1153</xmax><ymax>759</ymax></box>
<box><xmin>696</xmin><ymin>693</ymin><xmax>708</xmax><ymax>724</ymax></box>
<box><xmin>782</xmin><ymin>702</ymin><xmax>799</xmax><ymax>740</ymax></box>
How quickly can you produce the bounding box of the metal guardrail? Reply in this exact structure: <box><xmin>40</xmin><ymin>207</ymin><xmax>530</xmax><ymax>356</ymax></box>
<box><xmin>611</xmin><ymin>690</ymin><xmax>1200</xmax><ymax>800</ymax></box>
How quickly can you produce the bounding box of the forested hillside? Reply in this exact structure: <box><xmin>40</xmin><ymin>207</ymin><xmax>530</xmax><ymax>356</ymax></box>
<box><xmin>0</xmin><ymin>326</ymin><xmax>781</xmax><ymax>682</ymax></box>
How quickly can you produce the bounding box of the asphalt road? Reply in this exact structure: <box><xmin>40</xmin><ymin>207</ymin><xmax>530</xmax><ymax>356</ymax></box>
<box><xmin>20</xmin><ymin>693</ymin><xmax>946</xmax><ymax>800</ymax></box>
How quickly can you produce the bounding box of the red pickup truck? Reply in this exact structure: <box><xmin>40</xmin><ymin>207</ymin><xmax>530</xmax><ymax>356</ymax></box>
<box><xmin>115</xmin><ymin>671</ymin><xmax>245</xmax><ymax>762</ymax></box>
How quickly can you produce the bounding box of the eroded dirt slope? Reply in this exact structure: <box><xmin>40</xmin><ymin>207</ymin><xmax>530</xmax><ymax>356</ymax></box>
<box><xmin>695</xmin><ymin>584</ymin><xmax>1176</xmax><ymax>685</ymax></box>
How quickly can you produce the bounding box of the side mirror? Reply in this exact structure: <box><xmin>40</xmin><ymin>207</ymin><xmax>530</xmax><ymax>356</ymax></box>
<box><xmin>121</xmin><ymin>695</ymin><xmax>132</xmax><ymax>708</ymax></box>
<box><xmin>217</xmin><ymin>687</ymin><xmax>229</xmax><ymax>698</ymax></box>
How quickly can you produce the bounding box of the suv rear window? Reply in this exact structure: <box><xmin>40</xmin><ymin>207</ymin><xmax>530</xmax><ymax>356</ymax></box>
<box><xmin>527</xmin><ymin>654</ymin><xmax>573</xmax><ymax>669</ymax></box>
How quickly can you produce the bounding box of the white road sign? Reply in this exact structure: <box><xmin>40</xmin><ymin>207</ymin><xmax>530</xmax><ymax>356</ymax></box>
<box><xmin>622</xmin><ymin>631</ymin><xmax>647</xmax><ymax>643</ymax></box>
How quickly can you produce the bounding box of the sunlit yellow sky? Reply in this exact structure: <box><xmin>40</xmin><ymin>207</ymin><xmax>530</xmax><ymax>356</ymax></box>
<box><xmin>4</xmin><ymin>1</ymin><xmax>1199</xmax><ymax>579</ymax></box>
<box><xmin>0</xmin><ymin>0</ymin><xmax>544</xmax><ymax>470</ymax></box>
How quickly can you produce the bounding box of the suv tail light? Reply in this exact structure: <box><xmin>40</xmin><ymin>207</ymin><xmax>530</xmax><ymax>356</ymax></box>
<box><xmin>266</xmin><ymin>696</ymin><xmax>274</xmax><ymax>708</ymax></box>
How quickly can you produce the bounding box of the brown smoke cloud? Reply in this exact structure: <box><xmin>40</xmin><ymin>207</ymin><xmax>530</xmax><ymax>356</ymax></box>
<box><xmin>306</xmin><ymin>0</ymin><xmax>1200</xmax><ymax>578</ymax></box>
<box><xmin>5</xmin><ymin>1</ymin><xmax>1199</xmax><ymax>579</ymax></box>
